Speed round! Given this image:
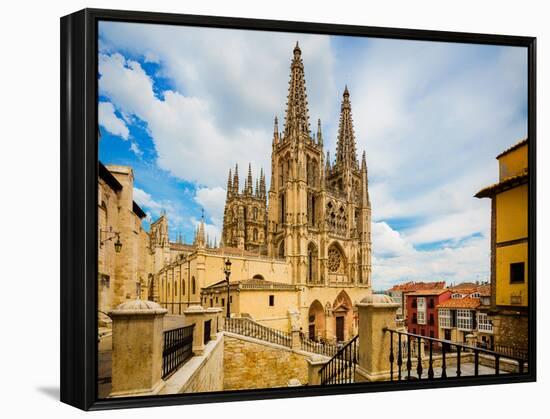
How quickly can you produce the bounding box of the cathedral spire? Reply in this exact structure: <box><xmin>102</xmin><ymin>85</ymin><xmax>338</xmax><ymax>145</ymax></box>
<box><xmin>233</xmin><ymin>164</ymin><xmax>239</xmax><ymax>194</ymax></box>
<box><xmin>335</xmin><ymin>86</ymin><xmax>358</xmax><ymax>169</ymax></box>
<box><xmin>197</xmin><ymin>208</ymin><xmax>206</xmax><ymax>248</ymax></box>
<box><xmin>283</xmin><ymin>41</ymin><xmax>310</xmax><ymax>139</ymax></box>
<box><xmin>247</xmin><ymin>163</ymin><xmax>253</xmax><ymax>195</ymax></box>
<box><xmin>273</xmin><ymin>116</ymin><xmax>279</xmax><ymax>145</ymax></box>
<box><xmin>260</xmin><ymin>168</ymin><xmax>266</xmax><ymax>198</ymax></box>
<box><xmin>227</xmin><ymin>168</ymin><xmax>233</xmax><ymax>197</ymax></box>
<box><xmin>317</xmin><ymin>118</ymin><xmax>323</xmax><ymax>146</ymax></box>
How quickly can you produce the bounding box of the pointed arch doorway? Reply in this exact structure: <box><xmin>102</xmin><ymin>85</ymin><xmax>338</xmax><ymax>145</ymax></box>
<box><xmin>308</xmin><ymin>300</ymin><xmax>325</xmax><ymax>341</ymax></box>
<box><xmin>333</xmin><ymin>291</ymin><xmax>353</xmax><ymax>342</ymax></box>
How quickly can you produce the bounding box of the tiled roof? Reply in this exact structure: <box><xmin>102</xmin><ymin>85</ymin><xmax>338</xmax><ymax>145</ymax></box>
<box><xmin>475</xmin><ymin>170</ymin><xmax>528</xmax><ymax>198</ymax></box>
<box><xmin>408</xmin><ymin>289</ymin><xmax>451</xmax><ymax>296</ymax></box>
<box><xmin>388</xmin><ymin>281</ymin><xmax>446</xmax><ymax>292</ymax></box>
<box><xmin>495</xmin><ymin>137</ymin><xmax>528</xmax><ymax>159</ymax></box>
<box><xmin>438</xmin><ymin>298</ymin><xmax>481</xmax><ymax>309</ymax></box>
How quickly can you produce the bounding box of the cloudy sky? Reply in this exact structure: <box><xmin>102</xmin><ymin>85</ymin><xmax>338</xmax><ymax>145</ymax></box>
<box><xmin>97</xmin><ymin>21</ymin><xmax>527</xmax><ymax>290</ymax></box>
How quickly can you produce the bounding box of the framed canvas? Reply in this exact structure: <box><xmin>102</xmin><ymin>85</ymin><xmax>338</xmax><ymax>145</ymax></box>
<box><xmin>60</xmin><ymin>8</ymin><xmax>536</xmax><ymax>411</ymax></box>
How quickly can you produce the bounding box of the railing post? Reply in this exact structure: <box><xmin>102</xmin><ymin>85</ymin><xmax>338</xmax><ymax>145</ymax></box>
<box><xmin>356</xmin><ymin>295</ymin><xmax>399</xmax><ymax>381</ymax></box>
<box><xmin>108</xmin><ymin>299</ymin><xmax>167</xmax><ymax>397</ymax></box>
<box><xmin>183</xmin><ymin>305</ymin><xmax>208</xmax><ymax>355</ymax></box>
<box><xmin>307</xmin><ymin>355</ymin><xmax>327</xmax><ymax>386</ymax></box>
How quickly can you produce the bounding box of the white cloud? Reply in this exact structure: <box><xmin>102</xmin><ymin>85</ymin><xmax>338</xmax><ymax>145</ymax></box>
<box><xmin>371</xmin><ymin>221</ymin><xmax>490</xmax><ymax>290</ymax></box>
<box><xmin>129</xmin><ymin>142</ymin><xmax>143</xmax><ymax>157</ymax></box>
<box><xmin>133</xmin><ymin>187</ymin><xmax>184</xmax><ymax>230</ymax></box>
<box><xmin>98</xmin><ymin>101</ymin><xmax>129</xmax><ymax>140</ymax></box>
<box><xmin>194</xmin><ymin>186</ymin><xmax>226</xmax><ymax>226</ymax></box>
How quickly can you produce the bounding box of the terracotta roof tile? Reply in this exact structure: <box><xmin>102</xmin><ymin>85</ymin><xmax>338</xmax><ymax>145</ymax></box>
<box><xmin>408</xmin><ymin>289</ymin><xmax>451</xmax><ymax>296</ymax></box>
<box><xmin>438</xmin><ymin>298</ymin><xmax>481</xmax><ymax>309</ymax></box>
<box><xmin>388</xmin><ymin>281</ymin><xmax>446</xmax><ymax>292</ymax></box>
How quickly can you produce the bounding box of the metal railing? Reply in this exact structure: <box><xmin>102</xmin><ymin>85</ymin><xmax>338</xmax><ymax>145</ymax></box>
<box><xmin>301</xmin><ymin>337</ymin><xmax>340</xmax><ymax>357</ymax></box>
<box><xmin>319</xmin><ymin>335</ymin><xmax>358</xmax><ymax>385</ymax></box>
<box><xmin>225</xmin><ymin>317</ymin><xmax>291</xmax><ymax>347</ymax></box>
<box><xmin>162</xmin><ymin>324</ymin><xmax>194</xmax><ymax>379</ymax></box>
<box><xmin>385</xmin><ymin>328</ymin><xmax>527</xmax><ymax>381</ymax></box>
<box><xmin>463</xmin><ymin>342</ymin><xmax>528</xmax><ymax>362</ymax></box>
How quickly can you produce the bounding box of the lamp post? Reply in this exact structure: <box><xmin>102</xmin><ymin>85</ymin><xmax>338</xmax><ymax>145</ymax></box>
<box><xmin>224</xmin><ymin>258</ymin><xmax>232</xmax><ymax>318</ymax></box>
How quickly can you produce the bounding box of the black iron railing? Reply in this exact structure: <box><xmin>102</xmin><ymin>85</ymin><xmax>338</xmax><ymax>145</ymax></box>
<box><xmin>301</xmin><ymin>337</ymin><xmax>339</xmax><ymax>357</ymax></box>
<box><xmin>385</xmin><ymin>328</ymin><xmax>527</xmax><ymax>381</ymax></box>
<box><xmin>488</xmin><ymin>343</ymin><xmax>528</xmax><ymax>361</ymax></box>
<box><xmin>225</xmin><ymin>317</ymin><xmax>291</xmax><ymax>347</ymax></box>
<box><xmin>204</xmin><ymin>319</ymin><xmax>212</xmax><ymax>345</ymax></box>
<box><xmin>162</xmin><ymin>324</ymin><xmax>194</xmax><ymax>379</ymax></box>
<box><xmin>319</xmin><ymin>335</ymin><xmax>358</xmax><ymax>385</ymax></box>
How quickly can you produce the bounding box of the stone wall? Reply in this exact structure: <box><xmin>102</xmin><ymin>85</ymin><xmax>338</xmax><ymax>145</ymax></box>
<box><xmin>161</xmin><ymin>334</ymin><xmax>224</xmax><ymax>395</ymax></box>
<box><xmin>491</xmin><ymin>311</ymin><xmax>529</xmax><ymax>349</ymax></box>
<box><xmin>223</xmin><ymin>333</ymin><xmax>309</xmax><ymax>390</ymax></box>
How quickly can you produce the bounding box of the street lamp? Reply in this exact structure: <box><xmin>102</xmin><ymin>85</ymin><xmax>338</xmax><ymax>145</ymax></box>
<box><xmin>100</xmin><ymin>228</ymin><xmax>123</xmax><ymax>253</ymax></box>
<box><xmin>224</xmin><ymin>258</ymin><xmax>232</xmax><ymax>318</ymax></box>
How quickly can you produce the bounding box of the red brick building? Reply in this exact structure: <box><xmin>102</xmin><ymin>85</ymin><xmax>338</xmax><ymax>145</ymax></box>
<box><xmin>406</xmin><ymin>289</ymin><xmax>452</xmax><ymax>338</ymax></box>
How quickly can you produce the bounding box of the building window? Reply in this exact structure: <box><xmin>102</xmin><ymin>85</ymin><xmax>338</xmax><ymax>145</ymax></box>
<box><xmin>269</xmin><ymin>295</ymin><xmax>275</xmax><ymax>306</ymax></box>
<box><xmin>412</xmin><ymin>314</ymin><xmax>417</xmax><ymax>324</ymax></box>
<box><xmin>221</xmin><ymin>298</ymin><xmax>225</xmax><ymax>307</ymax></box>
<box><xmin>253</xmin><ymin>228</ymin><xmax>258</xmax><ymax>242</ymax></box>
<box><xmin>230</xmin><ymin>296</ymin><xmax>233</xmax><ymax>304</ymax></box>
<box><xmin>192</xmin><ymin>277</ymin><xmax>196</xmax><ymax>294</ymax></box>
<box><xmin>417</xmin><ymin>297</ymin><xmax>426</xmax><ymax>325</ymax></box>
<box><xmin>429</xmin><ymin>313</ymin><xmax>434</xmax><ymax>326</ymax></box>
<box><xmin>477</xmin><ymin>312</ymin><xmax>493</xmax><ymax>333</ymax></box>
<box><xmin>174</xmin><ymin>282</ymin><xmax>178</xmax><ymax>296</ymax></box>
<box><xmin>510</xmin><ymin>262</ymin><xmax>525</xmax><ymax>283</ymax></box>
<box><xmin>470</xmin><ymin>292</ymin><xmax>481</xmax><ymax>298</ymax></box>
<box><xmin>428</xmin><ymin>298</ymin><xmax>434</xmax><ymax>309</ymax></box>
<box><xmin>253</xmin><ymin>207</ymin><xmax>258</xmax><ymax>220</ymax></box>
<box><xmin>452</xmin><ymin>293</ymin><xmax>463</xmax><ymax>299</ymax></box>
<box><xmin>411</xmin><ymin>298</ymin><xmax>417</xmax><ymax>308</ymax></box>
<box><xmin>439</xmin><ymin>309</ymin><xmax>452</xmax><ymax>328</ymax></box>
<box><xmin>210</xmin><ymin>298</ymin><xmax>213</xmax><ymax>307</ymax></box>
<box><xmin>457</xmin><ymin>309</ymin><xmax>473</xmax><ymax>331</ymax></box>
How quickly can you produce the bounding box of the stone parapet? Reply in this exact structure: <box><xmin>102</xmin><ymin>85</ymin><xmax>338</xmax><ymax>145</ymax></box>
<box><xmin>108</xmin><ymin>299</ymin><xmax>167</xmax><ymax>397</ymax></box>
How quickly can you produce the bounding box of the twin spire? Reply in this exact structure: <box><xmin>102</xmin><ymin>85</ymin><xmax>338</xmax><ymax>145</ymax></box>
<box><xmin>226</xmin><ymin>163</ymin><xmax>266</xmax><ymax>198</ymax></box>
<box><xmin>335</xmin><ymin>85</ymin><xmax>358</xmax><ymax>168</ymax></box>
<box><xmin>283</xmin><ymin>42</ymin><xmax>311</xmax><ymax>139</ymax></box>
<box><xmin>279</xmin><ymin>42</ymin><xmax>359</xmax><ymax>168</ymax></box>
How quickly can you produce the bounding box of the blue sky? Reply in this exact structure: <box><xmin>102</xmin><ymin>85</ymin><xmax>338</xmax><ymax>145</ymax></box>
<box><xmin>97</xmin><ymin>21</ymin><xmax>527</xmax><ymax>289</ymax></box>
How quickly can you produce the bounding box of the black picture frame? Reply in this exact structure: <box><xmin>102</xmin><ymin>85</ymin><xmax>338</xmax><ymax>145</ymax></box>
<box><xmin>60</xmin><ymin>8</ymin><xmax>537</xmax><ymax>411</ymax></box>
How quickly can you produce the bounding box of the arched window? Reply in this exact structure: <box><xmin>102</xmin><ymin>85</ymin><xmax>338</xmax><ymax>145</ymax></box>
<box><xmin>278</xmin><ymin>240</ymin><xmax>285</xmax><ymax>258</ymax></box>
<box><xmin>182</xmin><ymin>279</ymin><xmax>186</xmax><ymax>295</ymax></box>
<box><xmin>280</xmin><ymin>193</ymin><xmax>286</xmax><ymax>223</ymax></box>
<box><xmin>253</xmin><ymin>207</ymin><xmax>258</xmax><ymax>220</ymax></box>
<box><xmin>192</xmin><ymin>277</ymin><xmax>196</xmax><ymax>294</ymax></box>
<box><xmin>307</xmin><ymin>242</ymin><xmax>318</xmax><ymax>283</ymax></box>
<box><xmin>252</xmin><ymin>274</ymin><xmax>264</xmax><ymax>280</ymax></box>
<box><xmin>253</xmin><ymin>228</ymin><xmax>258</xmax><ymax>241</ymax></box>
<box><xmin>174</xmin><ymin>281</ymin><xmax>178</xmax><ymax>296</ymax></box>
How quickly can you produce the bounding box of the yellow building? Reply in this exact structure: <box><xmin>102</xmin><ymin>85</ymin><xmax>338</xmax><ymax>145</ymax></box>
<box><xmin>475</xmin><ymin>138</ymin><xmax>529</xmax><ymax>350</ymax></box>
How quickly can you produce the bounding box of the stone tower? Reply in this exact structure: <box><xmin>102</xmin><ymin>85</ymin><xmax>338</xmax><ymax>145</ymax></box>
<box><xmin>222</xmin><ymin>163</ymin><xmax>268</xmax><ymax>252</ymax></box>
<box><xmin>266</xmin><ymin>42</ymin><xmax>372</xmax><ymax>287</ymax></box>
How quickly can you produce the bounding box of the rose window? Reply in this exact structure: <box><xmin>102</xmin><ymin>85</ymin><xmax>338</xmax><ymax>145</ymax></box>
<box><xmin>328</xmin><ymin>247</ymin><xmax>342</xmax><ymax>273</ymax></box>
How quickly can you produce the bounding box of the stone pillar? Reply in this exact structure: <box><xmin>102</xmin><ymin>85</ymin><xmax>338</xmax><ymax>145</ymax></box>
<box><xmin>466</xmin><ymin>333</ymin><xmax>477</xmax><ymax>351</ymax></box>
<box><xmin>307</xmin><ymin>355</ymin><xmax>327</xmax><ymax>386</ymax></box>
<box><xmin>288</xmin><ymin>308</ymin><xmax>302</xmax><ymax>350</ymax></box>
<box><xmin>356</xmin><ymin>294</ymin><xmax>399</xmax><ymax>382</ymax></box>
<box><xmin>184</xmin><ymin>305</ymin><xmax>208</xmax><ymax>355</ymax></box>
<box><xmin>206</xmin><ymin>307</ymin><xmax>223</xmax><ymax>338</ymax></box>
<box><xmin>109</xmin><ymin>300</ymin><xmax>167</xmax><ymax>397</ymax></box>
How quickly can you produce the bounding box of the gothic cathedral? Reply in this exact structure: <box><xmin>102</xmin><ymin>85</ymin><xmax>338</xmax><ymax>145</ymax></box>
<box><xmin>222</xmin><ymin>42</ymin><xmax>372</xmax><ymax>289</ymax></box>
